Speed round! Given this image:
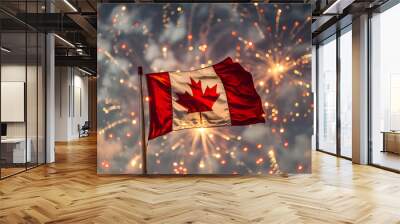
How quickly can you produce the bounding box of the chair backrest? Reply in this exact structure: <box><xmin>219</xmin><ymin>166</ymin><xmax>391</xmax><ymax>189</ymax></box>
<box><xmin>82</xmin><ymin>121</ymin><xmax>90</xmax><ymax>129</ymax></box>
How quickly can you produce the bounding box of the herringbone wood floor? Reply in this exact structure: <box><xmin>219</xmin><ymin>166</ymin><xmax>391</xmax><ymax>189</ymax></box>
<box><xmin>1</xmin><ymin>136</ymin><xmax>400</xmax><ymax>224</ymax></box>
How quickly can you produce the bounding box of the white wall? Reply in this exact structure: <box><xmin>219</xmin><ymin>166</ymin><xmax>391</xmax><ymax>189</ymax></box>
<box><xmin>1</xmin><ymin>65</ymin><xmax>37</xmax><ymax>138</ymax></box>
<box><xmin>1</xmin><ymin>65</ymin><xmax>26</xmax><ymax>137</ymax></box>
<box><xmin>55</xmin><ymin>67</ymin><xmax>69</xmax><ymax>141</ymax></box>
<box><xmin>72</xmin><ymin>73</ymin><xmax>89</xmax><ymax>138</ymax></box>
<box><xmin>54</xmin><ymin>67</ymin><xmax>89</xmax><ymax>141</ymax></box>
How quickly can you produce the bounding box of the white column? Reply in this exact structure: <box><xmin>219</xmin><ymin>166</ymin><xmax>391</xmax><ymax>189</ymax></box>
<box><xmin>45</xmin><ymin>1</ymin><xmax>56</xmax><ymax>163</ymax></box>
<box><xmin>46</xmin><ymin>33</ymin><xmax>55</xmax><ymax>163</ymax></box>
<box><xmin>352</xmin><ymin>14</ymin><xmax>369</xmax><ymax>164</ymax></box>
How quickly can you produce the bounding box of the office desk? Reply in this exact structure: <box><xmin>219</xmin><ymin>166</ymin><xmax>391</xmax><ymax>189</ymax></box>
<box><xmin>1</xmin><ymin>138</ymin><xmax>31</xmax><ymax>164</ymax></box>
<box><xmin>382</xmin><ymin>131</ymin><xmax>400</xmax><ymax>154</ymax></box>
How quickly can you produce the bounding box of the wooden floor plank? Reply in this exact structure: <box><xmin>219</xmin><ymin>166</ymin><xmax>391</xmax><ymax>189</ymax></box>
<box><xmin>0</xmin><ymin>135</ymin><xmax>400</xmax><ymax>223</ymax></box>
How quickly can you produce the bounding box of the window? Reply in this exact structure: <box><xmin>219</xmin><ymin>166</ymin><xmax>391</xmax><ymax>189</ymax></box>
<box><xmin>317</xmin><ymin>36</ymin><xmax>337</xmax><ymax>154</ymax></box>
<box><xmin>339</xmin><ymin>28</ymin><xmax>352</xmax><ymax>158</ymax></box>
<box><xmin>370</xmin><ymin>3</ymin><xmax>400</xmax><ymax>171</ymax></box>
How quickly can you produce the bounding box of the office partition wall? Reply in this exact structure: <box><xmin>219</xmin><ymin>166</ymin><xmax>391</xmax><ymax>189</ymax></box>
<box><xmin>0</xmin><ymin>31</ymin><xmax>28</xmax><ymax>177</ymax></box>
<box><xmin>0</xmin><ymin>1</ymin><xmax>47</xmax><ymax>179</ymax></box>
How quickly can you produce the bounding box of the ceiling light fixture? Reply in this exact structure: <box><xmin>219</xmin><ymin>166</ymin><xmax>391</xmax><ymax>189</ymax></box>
<box><xmin>1</xmin><ymin>47</ymin><xmax>11</xmax><ymax>53</ymax></box>
<box><xmin>54</xmin><ymin>34</ymin><xmax>75</xmax><ymax>48</ymax></box>
<box><xmin>63</xmin><ymin>0</ymin><xmax>78</xmax><ymax>12</ymax></box>
<box><xmin>78</xmin><ymin>67</ymin><xmax>93</xmax><ymax>76</ymax></box>
<box><xmin>76</xmin><ymin>48</ymin><xmax>85</xmax><ymax>55</ymax></box>
<box><xmin>323</xmin><ymin>0</ymin><xmax>354</xmax><ymax>15</ymax></box>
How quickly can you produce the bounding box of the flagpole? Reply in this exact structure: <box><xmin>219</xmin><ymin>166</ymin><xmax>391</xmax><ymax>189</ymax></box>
<box><xmin>138</xmin><ymin>66</ymin><xmax>147</xmax><ymax>175</ymax></box>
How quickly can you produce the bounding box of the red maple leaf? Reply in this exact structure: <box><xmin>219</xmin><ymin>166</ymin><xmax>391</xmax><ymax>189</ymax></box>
<box><xmin>175</xmin><ymin>78</ymin><xmax>220</xmax><ymax>113</ymax></box>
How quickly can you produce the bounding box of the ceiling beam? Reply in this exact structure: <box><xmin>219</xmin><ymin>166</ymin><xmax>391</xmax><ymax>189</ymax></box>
<box><xmin>67</xmin><ymin>13</ymin><xmax>97</xmax><ymax>45</ymax></box>
<box><xmin>55</xmin><ymin>55</ymin><xmax>96</xmax><ymax>71</ymax></box>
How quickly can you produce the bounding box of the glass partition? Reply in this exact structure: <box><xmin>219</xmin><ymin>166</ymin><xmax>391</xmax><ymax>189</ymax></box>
<box><xmin>0</xmin><ymin>1</ymin><xmax>46</xmax><ymax>179</ymax></box>
<box><xmin>1</xmin><ymin>30</ymin><xmax>28</xmax><ymax>177</ymax></box>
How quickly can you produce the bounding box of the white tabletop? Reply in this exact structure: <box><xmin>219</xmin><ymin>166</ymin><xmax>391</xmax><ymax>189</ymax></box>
<box><xmin>1</xmin><ymin>138</ymin><xmax>27</xmax><ymax>143</ymax></box>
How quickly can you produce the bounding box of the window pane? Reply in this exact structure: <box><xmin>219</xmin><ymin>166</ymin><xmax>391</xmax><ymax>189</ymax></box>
<box><xmin>318</xmin><ymin>38</ymin><xmax>337</xmax><ymax>154</ymax></box>
<box><xmin>340</xmin><ymin>29</ymin><xmax>352</xmax><ymax>158</ymax></box>
<box><xmin>371</xmin><ymin>4</ymin><xmax>400</xmax><ymax>171</ymax></box>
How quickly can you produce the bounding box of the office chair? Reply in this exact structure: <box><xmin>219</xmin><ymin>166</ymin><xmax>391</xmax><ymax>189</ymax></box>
<box><xmin>79</xmin><ymin>121</ymin><xmax>90</xmax><ymax>138</ymax></box>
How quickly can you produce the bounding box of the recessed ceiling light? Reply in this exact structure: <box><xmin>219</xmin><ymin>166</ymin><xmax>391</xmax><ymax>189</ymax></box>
<box><xmin>78</xmin><ymin>67</ymin><xmax>93</xmax><ymax>76</ymax></box>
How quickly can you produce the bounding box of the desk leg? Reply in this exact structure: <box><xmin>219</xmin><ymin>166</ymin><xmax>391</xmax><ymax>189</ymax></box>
<box><xmin>382</xmin><ymin>133</ymin><xmax>386</xmax><ymax>153</ymax></box>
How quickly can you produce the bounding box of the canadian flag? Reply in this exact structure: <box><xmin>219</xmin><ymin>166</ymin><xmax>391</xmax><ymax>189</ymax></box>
<box><xmin>146</xmin><ymin>57</ymin><xmax>265</xmax><ymax>140</ymax></box>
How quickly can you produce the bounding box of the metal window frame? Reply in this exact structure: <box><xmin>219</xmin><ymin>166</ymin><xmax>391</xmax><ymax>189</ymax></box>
<box><xmin>315</xmin><ymin>23</ymin><xmax>353</xmax><ymax>161</ymax></box>
<box><xmin>315</xmin><ymin>0</ymin><xmax>400</xmax><ymax>173</ymax></box>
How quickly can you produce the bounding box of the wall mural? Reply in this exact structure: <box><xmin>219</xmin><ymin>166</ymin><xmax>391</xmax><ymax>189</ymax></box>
<box><xmin>97</xmin><ymin>3</ymin><xmax>312</xmax><ymax>175</ymax></box>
